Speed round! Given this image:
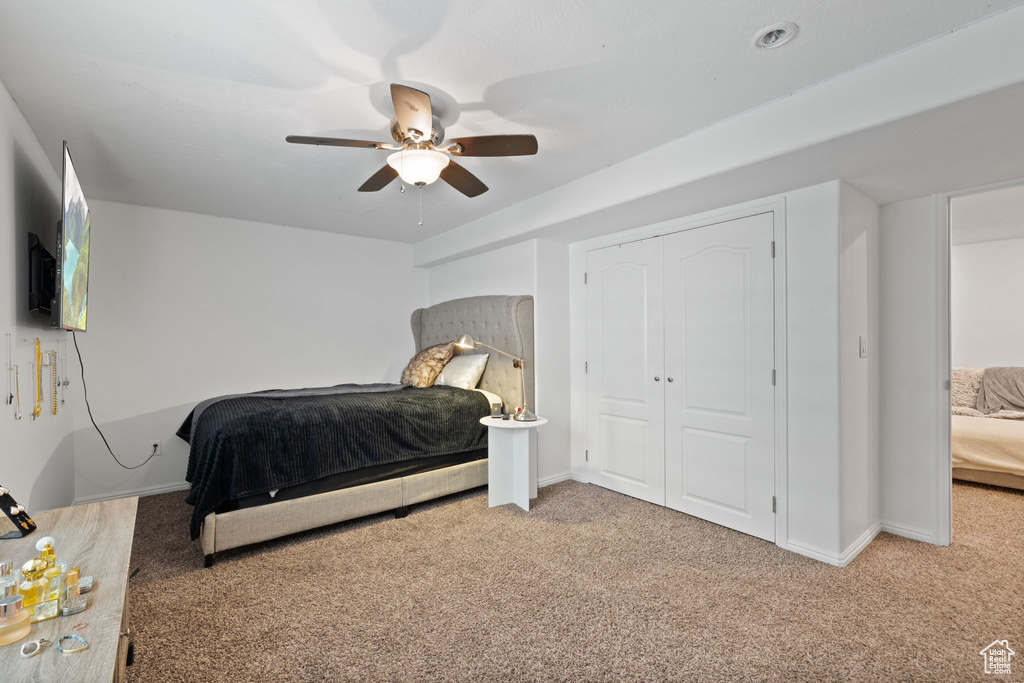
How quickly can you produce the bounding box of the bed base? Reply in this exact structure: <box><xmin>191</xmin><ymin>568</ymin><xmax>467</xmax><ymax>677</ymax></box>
<box><xmin>201</xmin><ymin>459</ymin><xmax>487</xmax><ymax>567</ymax></box>
<box><xmin>952</xmin><ymin>467</ymin><xmax>1024</xmax><ymax>492</ymax></box>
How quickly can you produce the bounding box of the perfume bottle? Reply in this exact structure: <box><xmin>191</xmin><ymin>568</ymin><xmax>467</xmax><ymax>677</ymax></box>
<box><xmin>65</xmin><ymin>566</ymin><xmax>81</xmax><ymax>601</ymax></box>
<box><xmin>44</xmin><ymin>565</ymin><xmax>65</xmax><ymax>610</ymax></box>
<box><xmin>19</xmin><ymin>558</ymin><xmax>58</xmax><ymax>623</ymax></box>
<box><xmin>36</xmin><ymin>536</ymin><xmax>66</xmax><ymax>574</ymax></box>
<box><xmin>0</xmin><ymin>595</ymin><xmax>31</xmax><ymax>646</ymax></box>
<box><xmin>0</xmin><ymin>561</ymin><xmax>18</xmax><ymax>598</ymax></box>
<box><xmin>37</xmin><ymin>537</ymin><xmax>57</xmax><ymax>569</ymax></box>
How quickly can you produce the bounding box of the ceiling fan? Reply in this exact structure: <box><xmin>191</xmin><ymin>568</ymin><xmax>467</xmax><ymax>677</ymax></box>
<box><xmin>286</xmin><ymin>84</ymin><xmax>538</xmax><ymax>198</ymax></box>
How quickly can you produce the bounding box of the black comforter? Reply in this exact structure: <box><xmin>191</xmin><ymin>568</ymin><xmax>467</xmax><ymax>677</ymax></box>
<box><xmin>177</xmin><ymin>383</ymin><xmax>489</xmax><ymax>539</ymax></box>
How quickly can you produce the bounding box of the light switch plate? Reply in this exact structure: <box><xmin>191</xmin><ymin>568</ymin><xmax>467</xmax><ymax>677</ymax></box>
<box><xmin>859</xmin><ymin>335</ymin><xmax>868</xmax><ymax>358</ymax></box>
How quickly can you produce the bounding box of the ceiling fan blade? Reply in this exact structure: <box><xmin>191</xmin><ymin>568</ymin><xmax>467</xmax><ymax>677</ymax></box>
<box><xmin>286</xmin><ymin>135</ymin><xmax>393</xmax><ymax>150</ymax></box>
<box><xmin>448</xmin><ymin>135</ymin><xmax>538</xmax><ymax>157</ymax></box>
<box><xmin>358</xmin><ymin>165</ymin><xmax>399</xmax><ymax>192</ymax></box>
<box><xmin>390</xmin><ymin>84</ymin><xmax>433</xmax><ymax>142</ymax></box>
<box><xmin>440</xmin><ymin>160</ymin><xmax>488</xmax><ymax>198</ymax></box>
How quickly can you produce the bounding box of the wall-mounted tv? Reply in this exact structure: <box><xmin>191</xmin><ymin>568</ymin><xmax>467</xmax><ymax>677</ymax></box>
<box><xmin>27</xmin><ymin>232</ymin><xmax>56</xmax><ymax>314</ymax></box>
<box><xmin>54</xmin><ymin>142</ymin><xmax>90</xmax><ymax>331</ymax></box>
<box><xmin>27</xmin><ymin>142</ymin><xmax>91</xmax><ymax>330</ymax></box>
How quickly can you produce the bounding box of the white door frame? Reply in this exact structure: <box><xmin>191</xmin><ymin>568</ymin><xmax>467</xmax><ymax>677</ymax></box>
<box><xmin>568</xmin><ymin>196</ymin><xmax>789</xmax><ymax>549</ymax></box>
<box><xmin>936</xmin><ymin>175</ymin><xmax>1024</xmax><ymax>545</ymax></box>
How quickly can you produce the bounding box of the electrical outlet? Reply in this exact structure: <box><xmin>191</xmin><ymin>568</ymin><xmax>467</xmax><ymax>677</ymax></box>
<box><xmin>149</xmin><ymin>440</ymin><xmax>162</xmax><ymax>456</ymax></box>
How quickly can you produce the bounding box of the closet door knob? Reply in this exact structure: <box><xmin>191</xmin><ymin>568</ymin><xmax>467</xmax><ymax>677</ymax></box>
<box><xmin>654</xmin><ymin>376</ymin><xmax>660</xmax><ymax>382</ymax></box>
<box><xmin>667</xmin><ymin>377</ymin><xmax>674</xmax><ymax>382</ymax></box>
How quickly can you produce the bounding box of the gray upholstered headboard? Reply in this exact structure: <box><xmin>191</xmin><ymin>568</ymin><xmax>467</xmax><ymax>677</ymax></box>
<box><xmin>411</xmin><ymin>295</ymin><xmax>534</xmax><ymax>411</ymax></box>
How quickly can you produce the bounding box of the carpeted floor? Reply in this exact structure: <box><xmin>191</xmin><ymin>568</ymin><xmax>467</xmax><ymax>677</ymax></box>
<box><xmin>125</xmin><ymin>481</ymin><xmax>1023</xmax><ymax>682</ymax></box>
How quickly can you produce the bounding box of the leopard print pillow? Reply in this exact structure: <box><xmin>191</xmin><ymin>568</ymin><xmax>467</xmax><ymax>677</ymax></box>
<box><xmin>400</xmin><ymin>342</ymin><xmax>455</xmax><ymax>388</ymax></box>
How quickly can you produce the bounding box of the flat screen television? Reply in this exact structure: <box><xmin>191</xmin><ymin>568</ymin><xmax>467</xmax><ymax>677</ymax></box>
<box><xmin>27</xmin><ymin>142</ymin><xmax>91</xmax><ymax>330</ymax></box>
<box><xmin>53</xmin><ymin>142</ymin><xmax>90</xmax><ymax>331</ymax></box>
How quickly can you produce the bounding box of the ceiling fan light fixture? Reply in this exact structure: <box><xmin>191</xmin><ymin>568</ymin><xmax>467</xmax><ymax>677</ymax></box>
<box><xmin>387</xmin><ymin>149</ymin><xmax>450</xmax><ymax>186</ymax></box>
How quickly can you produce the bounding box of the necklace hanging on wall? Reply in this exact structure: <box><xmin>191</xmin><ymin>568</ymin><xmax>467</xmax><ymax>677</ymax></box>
<box><xmin>50</xmin><ymin>351</ymin><xmax>58</xmax><ymax>416</ymax></box>
<box><xmin>5</xmin><ymin>333</ymin><xmax>12</xmax><ymax>407</ymax></box>
<box><xmin>57</xmin><ymin>338</ymin><xmax>69</xmax><ymax>406</ymax></box>
<box><xmin>14</xmin><ymin>366</ymin><xmax>21</xmax><ymax>420</ymax></box>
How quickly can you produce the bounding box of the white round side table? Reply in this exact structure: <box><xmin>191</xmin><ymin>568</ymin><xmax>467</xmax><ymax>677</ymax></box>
<box><xmin>480</xmin><ymin>416</ymin><xmax>548</xmax><ymax>511</ymax></box>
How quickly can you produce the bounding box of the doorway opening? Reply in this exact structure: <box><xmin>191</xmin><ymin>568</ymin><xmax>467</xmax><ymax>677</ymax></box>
<box><xmin>948</xmin><ymin>183</ymin><xmax>1024</xmax><ymax>511</ymax></box>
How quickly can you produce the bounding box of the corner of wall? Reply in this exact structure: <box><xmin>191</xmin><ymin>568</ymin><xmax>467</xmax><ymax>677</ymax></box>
<box><xmin>837</xmin><ymin>182</ymin><xmax>881</xmax><ymax>550</ymax></box>
<box><xmin>0</xmin><ymin>75</ymin><xmax>77</xmax><ymax>512</ymax></box>
<box><xmin>877</xmin><ymin>195</ymin><xmax>950</xmax><ymax>546</ymax></box>
<box><xmin>780</xmin><ymin>181</ymin><xmax>842</xmax><ymax>556</ymax></box>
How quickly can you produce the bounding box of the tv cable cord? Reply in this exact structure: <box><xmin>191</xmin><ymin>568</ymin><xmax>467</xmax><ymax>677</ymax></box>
<box><xmin>73</xmin><ymin>332</ymin><xmax>158</xmax><ymax>469</ymax></box>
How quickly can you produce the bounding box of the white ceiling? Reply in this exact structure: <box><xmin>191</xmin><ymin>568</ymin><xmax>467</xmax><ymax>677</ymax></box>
<box><xmin>0</xmin><ymin>0</ymin><xmax>1020</xmax><ymax>244</ymax></box>
<box><xmin>951</xmin><ymin>183</ymin><xmax>1024</xmax><ymax>245</ymax></box>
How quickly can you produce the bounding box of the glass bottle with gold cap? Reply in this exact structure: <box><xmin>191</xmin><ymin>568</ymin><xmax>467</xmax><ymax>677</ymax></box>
<box><xmin>35</xmin><ymin>536</ymin><xmax>65</xmax><ymax>610</ymax></box>
<box><xmin>19</xmin><ymin>558</ymin><xmax>58</xmax><ymax>622</ymax></box>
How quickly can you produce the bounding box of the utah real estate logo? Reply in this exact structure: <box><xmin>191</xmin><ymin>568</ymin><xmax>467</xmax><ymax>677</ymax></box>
<box><xmin>980</xmin><ymin>640</ymin><xmax>1015</xmax><ymax>675</ymax></box>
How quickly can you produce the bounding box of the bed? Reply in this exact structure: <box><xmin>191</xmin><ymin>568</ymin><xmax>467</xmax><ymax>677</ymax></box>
<box><xmin>951</xmin><ymin>367</ymin><xmax>1024</xmax><ymax>491</ymax></box>
<box><xmin>180</xmin><ymin>294</ymin><xmax>535</xmax><ymax>566</ymax></box>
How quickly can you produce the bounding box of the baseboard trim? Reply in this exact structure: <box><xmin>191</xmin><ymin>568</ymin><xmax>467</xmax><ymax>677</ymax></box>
<box><xmin>74</xmin><ymin>481</ymin><xmax>189</xmax><ymax>506</ymax></box>
<box><xmin>538</xmin><ymin>472</ymin><xmax>573</xmax><ymax>488</ymax></box>
<box><xmin>839</xmin><ymin>523</ymin><xmax>882</xmax><ymax>567</ymax></box>
<box><xmin>880</xmin><ymin>520</ymin><xmax>937</xmax><ymax>545</ymax></box>
<box><xmin>783</xmin><ymin>522</ymin><xmax>882</xmax><ymax>568</ymax></box>
<box><xmin>783</xmin><ymin>538</ymin><xmax>843</xmax><ymax>566</ymax></box>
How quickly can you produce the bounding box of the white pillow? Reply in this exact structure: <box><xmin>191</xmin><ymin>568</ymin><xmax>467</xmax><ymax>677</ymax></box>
<box><xmin>435</xmin><ymin>354</ymin><xmax>489</xmax><ymax>390</ymax></box>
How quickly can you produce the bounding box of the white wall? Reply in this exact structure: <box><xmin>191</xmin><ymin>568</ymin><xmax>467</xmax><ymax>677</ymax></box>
<box><xmin>428</xmin><ymin>241</ymin><xmax>536</xmax><ymax>304</ymax></box>
<box><xmin>951</xmin><ymin>237</ymin><xmax>1024</xmax><ymax>368</ymax></box>
<box><xmin>838</xmin><ymin>183</ymin><xmax>880</xmax><ymax>554</ymax></box>
<box><xmin>0</xmin><ymin>79</ymin><xmax>76</xmax><ymax>512</ymax></box>
<box><xmin>73</xmin><ymin>200</ymin><xmax>427</xmax><ymax>503</ymax></box>
<box><xmin>782</xmin><ymin>183</ymin><xmax>842</xmax><ymax>559</ymax></box>
<box><xmin>426</xmin><ymin>239</ymin><xmax>572</xmax><ymax>485</ymax></box>
<box><xmin>878</xmin><ymin>196</ymin><xmax>949</xmax><ymax>544</ymax></box>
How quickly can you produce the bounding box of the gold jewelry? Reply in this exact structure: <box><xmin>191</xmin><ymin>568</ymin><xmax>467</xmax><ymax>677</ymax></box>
<box><xmin>51</xmin><ymin>351</ymin><xmax>58</xmax><ymax>415</ymax></box>
<box><xmin>32</xmin><ymin>339</ymin><xmax>41</xmax><ymax>419</ymax></box>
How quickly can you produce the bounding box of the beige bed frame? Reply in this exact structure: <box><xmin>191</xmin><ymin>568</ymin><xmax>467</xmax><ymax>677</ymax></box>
<box><xmin>199</xmin><ymin>295</ymin><xmax>534</xmax><ymax>566</ymax></box>
<box><xmin>952</xmin><ymin>467</ymin><xmax>1024</xmax><ymax>491</ymax></box>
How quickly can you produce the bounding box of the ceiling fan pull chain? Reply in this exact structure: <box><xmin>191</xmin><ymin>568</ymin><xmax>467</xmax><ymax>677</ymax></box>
<box><xmin>418</xmin><ymin>185</ymin><xmax>424</xmax><ymax>226</ymax></box>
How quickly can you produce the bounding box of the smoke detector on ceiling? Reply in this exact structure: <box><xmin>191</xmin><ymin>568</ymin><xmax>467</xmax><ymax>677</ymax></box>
<box><xmin>753</xmin><ymin>22</ymin><xmax>798</xmax><ymax>49</ymax></box>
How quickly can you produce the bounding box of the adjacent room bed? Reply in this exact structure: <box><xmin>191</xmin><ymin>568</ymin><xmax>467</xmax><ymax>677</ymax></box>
<box><xmin>178</xmin><ymin>294</ymin><xmax>535</xmax><ymax>566</ymax></box>
<box><xmin>951</xmin><ymin>366</ymin><xmax>1024</xmax><ymax>491</ymax></box>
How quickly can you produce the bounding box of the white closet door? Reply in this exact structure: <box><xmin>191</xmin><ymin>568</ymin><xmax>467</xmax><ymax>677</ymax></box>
<box><xmin>663</xmin><ymin>213</ymin><xmax>775</xmax><ymax>541</ymax></box>
<box><xmin>585</xmin><ymin>239</ymin><xmax>665</xmax><ymax>505</ymax></box>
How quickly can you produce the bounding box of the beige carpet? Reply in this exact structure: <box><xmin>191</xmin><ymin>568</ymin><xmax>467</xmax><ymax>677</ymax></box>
<box><xmin>126</xmin><ymin>481</ymin><xmax>1023</xmax><ymax>682</ymax></box>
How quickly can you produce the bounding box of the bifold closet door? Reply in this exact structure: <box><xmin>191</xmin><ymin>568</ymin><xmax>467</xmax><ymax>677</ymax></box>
<box><xmin>585</xmin><ymin>239</ymin><xmax>665</xmax><ymax>505</ymax></box>
<box><xmin>663</xmin><ymin>213</ymin><xmax>776</xmax><ymax>541</ymax></box>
